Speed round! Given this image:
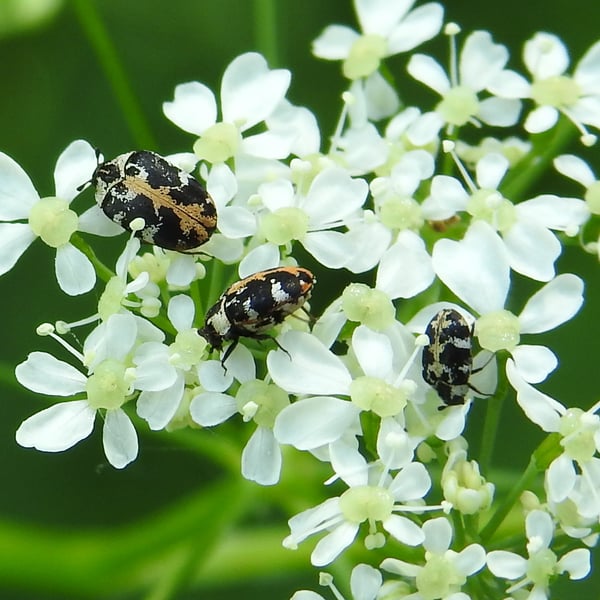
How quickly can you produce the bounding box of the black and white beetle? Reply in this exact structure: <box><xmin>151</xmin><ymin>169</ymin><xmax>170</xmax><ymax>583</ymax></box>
<box><xmin>422</xmin><ymin>308</ymin><xmax>476</xmax><ymax>408</ymax></box>
<box><xmin>199</xmin><ymin>266</ymin><xmax>315</xmax><ymax>366</ymax></box>
<box><xmin>92</xmin><ymin>150</ymin><xmax>217</xmax><ymax>252</ymax></box>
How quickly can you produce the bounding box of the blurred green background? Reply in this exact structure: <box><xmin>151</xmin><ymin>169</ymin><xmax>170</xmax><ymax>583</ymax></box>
<box><xmin>0</xmin><ymin>0</ymin><xmax>599</xmax><ymax>598</ymax></box>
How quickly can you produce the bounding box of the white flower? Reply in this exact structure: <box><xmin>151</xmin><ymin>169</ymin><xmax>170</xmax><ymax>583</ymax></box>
<box><xmin>136</xmin><ymin>294</ymin><xmax>208</xmax><ymax>431</ymax></box>
<box><xmin>243</xmin><ymin>167</ymin><xmax>369</xmax><ymax>273</ymax></box>
<box><xmin>487</xmin><ymin>509</ymin><xmax>591</xmax><ymax>599</ymax></box>
<box><xmin>407</xmin><ymin>30</ymin><xmax>522</xmax><ymax>144</ymax></box>
<box><xmin>16</xmin><ymin>313</ymin><xmax>176</xmax><ymax>468</ymax></box>
<box><xmin>506</xmin><ymin>362</ymin><xmax>600</xmax><ymax>519</ymax></box>
<box><xmin>283</xmin><ymin>457</ymin><xmax>430</xmax><ymax>566</ymax></box>
<box><xmin>381</xmin><ymin>516</ymin><xmax>486</xmax><ymax>599</ymax></box>
<box><xmin>0</xmin><ymin>140</ymin><xmax>103</xmax><ymax>295</ymax></box>
<box><xmin>491</xmin><ymin>33</ymin><xmax>600</xmax><ymax>144</ymax></box>
<box><xmin>291</xmin><ymin>564</ymin><xmax>384</xmax><ymax>600</ymax></box>
<box><xmin>422</xmin><ymin>152</ymin><xmax>588</xmax><ymax>281</ymax></box>
<box><xmin>313</xmin><ymin>0</ymin><xmax>443</xmax><ymax>80</ymax></box>
<box><xmin>432</xmin><ymin>221</ymin><xmax>584</xmax><ymax>384</ymax></box>
<box><xmin>163</xmin><ymin>52</ymin><xmax>293</xmax><ymax>164</ymax></box>
<box><xmin>271</xmin><ymin>324</ymin><xmax>430</xmax><ymax>453</ymax></box>
<box><xmin>554</xmin><ymin>154</ymin><xmax>600</xmax><ymax>232</ymax></box>
<box><xmin>190</xmin><ymin>358</ymin><xmax>295</xmax><ymax>486</ymax></box>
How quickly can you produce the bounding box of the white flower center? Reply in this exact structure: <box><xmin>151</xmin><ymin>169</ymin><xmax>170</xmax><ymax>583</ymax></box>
<box><xmin>467</xmin><ymin>189</ymin><xmax>517</xmax><ymax>233</ymax></box>
<box><xmin>170</xmin><ymin>329</ymin><xmax>208</xmax><ymax>370</ymax></box>
<box><xmin>342</xmin><ymin>283</ymin><xmax>395</xmax><ymax>331</ymax></box>
<box><xmin>416</xmin><ymin>553</ymin><xmax>465</xmax><ymax>600</ymax></box>
<box><xmin>28</xmin><ymin>196</ymin><xmax>78</xmax><ymax>248</ymax></box>
<box><xmin>235</xmin><ymin>380</ymin><xmax>289</xmax><ymax>428</ymax></box>
<box><xmin>558</xmin><ymin>408</ymin><xmax>598</xmax><ymax>462</ymax></box>
<box><xmin>475</xmin><ymin>310</ymin><xmax>520</xmax><ymax>352</ymax></box>
<box><xmin>530</xmin><ymin>76</ymin><xmax>580</xmax><ymax>108</ymax></box>
<box><xmin>260</xmin><ymin>207</ymin><xmax>309</xmax><ymax>244</ymax></box>
<box><xmin>98</xmin><ymin>277</ymin><xmax>128</xmax><ymax>321</ymax></box>
<box><xmin>193</xmin><ymin>122</ymin><xmax>241</xmax><ymax>163</ymax></box>
<box><xmin>350</xmin><ymin>376</ymin><xmax>407</xmax><ymax>417</ymax></box>
<box><xmin>526</xmin><ymin>547</ymin><xmax>557</xmax><ymax>585</ymax></box>
<box><xmin>86</xmin><ymin>359</ymin><xmax>132</xmax><ymax>410</ymax></box>
<box><xmin>436</xmin><ymin>86</ymin><xmax>480</xmax><ymax>126</ymax></box>
<box><xmin>379</xmin><ymin>196</ymin><xmax>424</xmax><ymax>230</ymax></box>
<box><xmin>339</xmin><ymin>485</ymin><xmax>394</xmax><ymax>523</ymax></box>
<box><xmin>343</xmin><ymin>34</ymin><xmax>387</xmax><ymax>80</ymax></box>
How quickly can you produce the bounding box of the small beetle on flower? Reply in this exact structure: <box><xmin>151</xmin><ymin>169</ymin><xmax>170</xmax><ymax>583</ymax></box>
<box><xmin>199</xmin><ymin>266</ymin><xmax>315</xmax><ymax>365</ymax></box>
<box><xmin>92</xmin><ymin>150</ymin><xmax>217</xmax><ymax>252</ymax></box>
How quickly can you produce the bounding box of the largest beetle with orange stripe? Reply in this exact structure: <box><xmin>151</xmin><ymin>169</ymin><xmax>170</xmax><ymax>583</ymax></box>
<box><xmin>199</xmin><ymin>266</ymin><xmax>315</xmax><ymax>364</ymax></box>
<box><xmin>92</xmin><ymin>150</ymin><xmax>217</xmax><ymax>252</ymax></box>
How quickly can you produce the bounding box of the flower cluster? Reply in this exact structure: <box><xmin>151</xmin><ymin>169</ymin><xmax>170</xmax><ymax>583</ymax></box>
<box><xmin>3</xmin><ymin>0</ymin><xmax>600</xmax><ymax>598</ymax></box>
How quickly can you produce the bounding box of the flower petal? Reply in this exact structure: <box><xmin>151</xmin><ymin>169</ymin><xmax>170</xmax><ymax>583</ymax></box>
<box><xmin>506</xmin><ymin>359</ymin><xmax>563</xmax><ymax>431</ymax></box>
<box><xmin>407</xmin><ymin>53</ymin><xmax>450</xmax><ymax>95</ymax></box>
<box><xmin>103</xmin><ymin>408</ymin><xmax>138</xmax><ymax>469</ymax></box>
<box><xmin>383</xmin><ymin>514</ymin><xmax>424</xmax><ymax>545</ymax></box>
<box><xmin>16</xmin><ymin>400</ymin><xmax>95</xmax><ymax>452</ymax></box>
<box><xmin>511</xmin><ymin>344</ymin><xmax>557</xmax><ymax>383</ymax></box>
<box><xmin>55</xmin><ymin>243</ymin><xmax>96</xmax><ymax>295</ymax></box>
<box><xmin>303</xmin><ymin>168</ymin><xmax>368</xmax><ymax>226</ymax></box>
<box><xmin>303</xmin><ymin>230</ymin><xmax>354</xmax><ymax>269</ymax></box>
<box><xmin>166</xmin><ymin>255</ymin><xmax>198</xmax><ymax>288</ymax></box>
<box><xmin>460</xmin><ymin>31</ymin><xmax>508</xmax><ymax>91</ymax></box>
<box><xmin>137</xmin><ymin>375</ymin><xmax>185</xmax><ymax>430</ymax></box>
<box><xmin>162</xmin><ymin>81</ymin><xmax>217</xmax><ymax>135</ymax></box>
<box><xmin>516</xmin><ymin>194</ymin><xmax>589</xmax><ymax>232</ymax></box>
<box><xmin>376</xmin><ymin>230</ymin><xmax>434</xmax><ymax>299</ymax></box>
<box><xmin>0</xmin><ymin>152</ymin><xmax>39</xmax><ymax>219</ymax></box>
<box><xmin>16</xmin><ymin>351</ymin><xmax>86</xmax><ymax>396</ymax></box>
<box><xmin>53</xmin><ymin>139</ymin><xmax>97</xmax><ymax>201</ymax></box>
<box><xmin>432</xmin><ymin>221</ymin><xmax>509</xmax><ymax>314</ymax></box>
<box><xmin>189</xmin><ymin>392</ymin><xmax>237</xmax><ymax>426</ymax></box>
<box><xmin>0</xmin><ymin>222</ymin><xmax>35</xmax><ymax>275</ymax></box>
<box><xmin>454</xmin><ymin>543</ymin><xmax>487</xmax><ymax>575</ymax></box>
<box><xmin>554</xmin><ymin>154</ymin><xmax>596</xmax><ymax>186</ymax></box>
<box><xmin>519</xmin><ymin>273</ymin><xmax>584</xmax><ymax>333</ymax></box>
<box><xmin>558</xmin><ymin>548</ymin><xmax>591</xmax><ymax>580</ymax></box>
<box><xmin>546</xmin><ymin>454</ymin><xmax>576</xmax><ymax>503</ymax></box>
<box><xmin>311</xmin><ymin>521</ymin><xmax>358</xmax><ymax>566</ymax></box>
<box><xmin>487</xmin><ymin>550</ymin><xmax>527</xmax><ymax>578</ymax></box>
<box><xmin>525</xmin><ymin>105</ymin><xmax>558</xmax><ymax>134</ymax></box>
<box><xmin>389</xmin><ymin>462</ymin><xmax>431</xmax><ymax>501</ymax></box>
<box><xmin>475</xmin><ymin>152</ymin><xmax>508</xmax><ymax>189</ymax></box>
<box><xmin>221</xmin><ymin>52</ymin><xmax>290</xmax><ymax>130</ymax></box>
<box><xmin>238</xmin><ymin>243</ymin><xmax>280</xmax><ymax>278</ymax></box>
<box><xmin>524</xmin><ymin>32</ymin><xmax>569</xmax><ymax>79</ymax></box>
<box><xmin>312</xmin><ymin>24</ymin><xmax>359</xmax><ymax>60</ymax></box>
<box><xmin>502</xmin><ymin>221</ymin><xmax>560</xmax><ymax>281</ymax></box>
<box><xmin>168</xmin><ymin>294</ymin><xmax>195</xmax><ymax>332</ymax></box>
<box><xmin>352</xmin><ymin>325</ymin><xmax>393</xmax><ymax>378</ymax></box>
<box><xmin>422</xmin><ymin>517</ymin><xmax>452</xmax><ymax>553</ymax></box>
<box><xmin>386</xmin><ymin>3</ymin><xmax>444</xmax><ymax>54</ymax></box>
<box><xmin>267</xmin><ymin>331</ymin><xmax>352</xmax><ymax>395</ymax></box>
<box><xmin>350</xmin><ymin>563</ymin><xmax>383</xmax><ymax>600</ymax></box>
<box><xmin>241</xmin><ymin>425</ymin><xmax>281</xmax><ymax>486</ymax></box>
<box><xmin>273</xmin><ymin>396</ymin><xmax>361</xmax><ymax>450</ymax></box>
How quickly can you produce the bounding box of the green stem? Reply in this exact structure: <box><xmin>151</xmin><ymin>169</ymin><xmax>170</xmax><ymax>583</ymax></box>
<box><xmin>70</xmin><ymin>232</ymin><xmax>114</xmax><ymax>283</ymax></box>
<box><xmin>71</xmin><ymin>0</ymin><xmax>157</xmax><ymax>149</ymax></box>
<box><xmin>480</xmin><ymin>456</ymin><xmax>539</xmax><ymax>543</ymax></box>
<box><xmin>252</xmin><ymin>0</ymin><xmax>280</xmax><ymax>66</ymax></box>
<box><xmin>501</xmin><ymin>117</ymin><xmax>576</xmax><ymax>201</ymax></box>
<box><xmin>478</xmin><ymin>358</ymin><xmax>510</xmax><ymax>474</ymax></box>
